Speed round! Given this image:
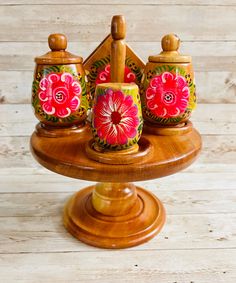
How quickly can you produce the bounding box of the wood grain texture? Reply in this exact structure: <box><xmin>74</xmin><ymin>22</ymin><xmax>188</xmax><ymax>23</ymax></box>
<box><xmin>30</xmin><ymin>125</ymin><xmax>201</xmax><ymax>182</ymax></box>
<box><xmin>1</xmin><ymin>41</ymin><xmax>236</xmax><ymax>71</ymax></box>
<box><xmin>1</xmin><ymin>134</ymin><xmax>235</xmax><ymax>169</ymax></box>
<box><xmin>0</xmin><ymin>0</ymin><xmax>236</xmax><ymax>281</ymax></box>
<box><xmin>0</xmin><ymin>250</ymin><xmax>235</xmax><ymax>283</ymax></box>
<box><xmin>0</xmin><ymin>190</ymin><xmax>236</xmax><ymax>217</ymax></box>
<box><xmin>110</xmin><ymin>15</ymin><xmax>126</xmax><ymax>82</ymax></box>
<box><xmin>1</xmin><ymin>104</ymin><xmax>236</xmax><ymax>137</ymax></box>
<box><xmin>2</xmin><ymin>71</ymin><xmax>236</xmax><ymax>104</ymax></box>
<box><xmin>0</xmin><ymin>213</ymin><xmax>235</xmax><ymax>253</ymax></box>
<box><xmin>1</xmin><ymin>171</ymin><xmax>236</xmax><ymax>193</ymax></box>
<box><xmin>63</xmin><ymin>185</ymin><xmax>166</xmax><ymax>248</ymax></box>
<box><xmin>1</xmin><ymin>5</ymin><xmax>236</xmax><ymax>42</ymax></box>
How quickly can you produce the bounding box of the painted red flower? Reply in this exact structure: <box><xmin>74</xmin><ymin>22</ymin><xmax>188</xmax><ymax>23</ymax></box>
<box><xmin>93</xmin><ymin>89</ymin><xmax>139</xmax><ymax>145</ymax></box>
<box><xmin>95</xmin><ymin>64</ymin><xmax>136</xmax><ymax>85</ymax></box>
<box><xmin>38</xmin><ymin>72</ymin><xmax>82</xmax><ymax>118</ymax></box>
<box><xmin>146</xmin><ymin>72</ymin><xmax>190</xmax><ymax>118</ymax></box>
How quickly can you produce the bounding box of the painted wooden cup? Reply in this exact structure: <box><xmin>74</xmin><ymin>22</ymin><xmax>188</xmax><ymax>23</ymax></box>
<box><xmin>91</xmin><ymin>83</ymin><xmax>143</xmax><ymax>150</ymax></box>
<box><xmin>141</xmin><ymin>34</ymin><xmax>196</xmax><ymax>126</ymax></box>
<box><xmin>32</xmin><ymin>34</ymin><xmax>89</xmax><ymax>127</ymax></box>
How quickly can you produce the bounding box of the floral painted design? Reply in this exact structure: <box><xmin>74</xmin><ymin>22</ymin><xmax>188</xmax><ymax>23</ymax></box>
<box><xmin>145</xmin><ymin>72</ymin><xmax>190</xmax><ymax>118</ymax></box>
<box><xmin>93</xmin><ymin>89</ymin><xmax>140</xmax><ymax>146</ymax></box>
<box><xmin>32</xmin><ymin>65</ymin><xmax>89</xmax><ymax>125</ymax></box>
<box><xmin>38</xmin><ymin>72</ymin><xmax>82</xmax><ymax>118</ymax></box>
<box><xmin>95</xmin><ymin>64</ymin><xmax>136</xmax><ymax>85</ymax></box>
<box><xmin>87</xmin><ymin>56</ymin><xmax>143</xmax><ymax>105</ymax></box>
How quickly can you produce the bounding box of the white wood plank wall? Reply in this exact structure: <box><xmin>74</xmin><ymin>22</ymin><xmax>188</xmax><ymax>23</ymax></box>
<box><xmin>0</xmin><ymin>1</ymin><xmax>235</xmax><ymax>282</ymax></box>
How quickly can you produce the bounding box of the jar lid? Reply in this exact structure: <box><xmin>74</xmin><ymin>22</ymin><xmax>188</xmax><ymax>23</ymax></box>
<box><xmin>35</xmin><ymin>34</ymin><xmax>83</xmax><ymax>65</ymax></box>
<box><xmin>148</xmin><ymin>34</ymin><xmax>191</xmax><ymax>63</ymax></box>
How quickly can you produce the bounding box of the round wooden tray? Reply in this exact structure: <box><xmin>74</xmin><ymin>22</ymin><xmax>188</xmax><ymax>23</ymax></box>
<box><xmin>30</xmin><ymin>122</ymin><xmax>202</xmax><ymax>183</ymax></box>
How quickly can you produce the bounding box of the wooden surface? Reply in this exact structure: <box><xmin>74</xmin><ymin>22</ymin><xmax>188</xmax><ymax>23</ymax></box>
<box><xmin>31</xmin><ymin>122</ymin><xmax>200</xmax><ymax>248</ymax></box>
<box><xmin>30</xmin><ymin>124</ymin><xmax>201</xmax><ymax>182</ymax></box>
<box><xmin>110</xmin><ymin>15</ymin><xmax>126</xmax><ymax>82</ymax></box>
<box><xmin>1</xmin><ymin>1</ymin><xmax>236</xmax><ymax>282</ymax></box>
<box><xmin>64</xmin><ymin>185</ymin><xmax>165</xmax><ymax>248</ymax></box>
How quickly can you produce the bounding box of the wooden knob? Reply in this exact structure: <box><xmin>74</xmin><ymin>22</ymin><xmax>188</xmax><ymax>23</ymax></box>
<box><xmin>161</xmin><ymin>33</ymin><xmax>180</xmax><ymax>52</ymax></box>
<box><xmin>48</xmin><ymin>33</ymin><xmax>67</xmax><ymax>51</ymax></box>
<box><xmin>111</xmin><ymin>15</ymin><xmax>126</xmax><ymax>40</ymax></box>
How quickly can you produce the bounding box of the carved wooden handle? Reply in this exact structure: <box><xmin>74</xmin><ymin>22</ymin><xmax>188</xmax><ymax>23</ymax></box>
<box><xmin>110</xmin><ymin>15</ymin><xmax>126</xmax><ymax>83</ymax></box>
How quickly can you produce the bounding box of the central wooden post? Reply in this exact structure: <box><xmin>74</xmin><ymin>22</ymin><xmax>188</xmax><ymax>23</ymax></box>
<box><xmin>92</xmin><ymin>182</ymin><xmax>138</xmax><ymax>216</ymax></box>
<box><xmin>110</xmin><ymin>15</ymin><xmax>126</xmax><ymax>82</ymax></box>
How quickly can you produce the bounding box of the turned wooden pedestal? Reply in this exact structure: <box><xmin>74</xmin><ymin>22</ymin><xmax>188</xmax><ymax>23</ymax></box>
<box><xmin>30</xmin><ymin>123</ymin><xmax>201</xmax><ymax>249</ymax></box>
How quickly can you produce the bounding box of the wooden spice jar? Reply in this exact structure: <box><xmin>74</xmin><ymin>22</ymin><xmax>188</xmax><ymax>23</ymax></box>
<box><xmin>32</xmin><ymin>34</ymin><xmax>89</xmax><ymax>129</ymax></box>
<box><xmin>92</xmin><ymin>83</ymin><xmax>143</xmax><ymax>150</ymax></box>
<box><xmin>141</xmin><ymin>34</ymin><xmax>196</xmax><ymax>126</ymax></box>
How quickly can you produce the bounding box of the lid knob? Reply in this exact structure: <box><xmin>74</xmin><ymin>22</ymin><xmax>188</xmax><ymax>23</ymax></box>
<box><xmin>148</xmin><ymin>33</ymin><xmax>191</xmax><ymax>63</ymax></box>
<box><xmin>161</xmin><ymin>33</ymin><xmax>180</xmax><ymax>52</ymax></box>
<box><xmin>48</xmin><ymin>33</ymin><xmax>67</xmax><ymax>51</ymax></box>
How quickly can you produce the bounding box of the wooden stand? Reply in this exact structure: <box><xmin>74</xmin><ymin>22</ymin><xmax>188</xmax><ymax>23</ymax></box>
<box><xmin>30</xmin><ymin>122</ymin><xmax>202</xmax><ymax>249</ymax></box>
<box><xmin>30</xmin><ymin>16</ymin><xmax>201</xmax><ymax>249</ymax></box>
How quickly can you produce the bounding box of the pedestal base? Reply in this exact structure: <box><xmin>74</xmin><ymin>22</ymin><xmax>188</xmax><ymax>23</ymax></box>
<box><xmin>31</xmin><ymin>123</ymin><xmax>201</xmax><ymax>249</ymax></box>
<box><xmin>64</xmin><ymin>185</ymin><xmax>165</xmax><ymax>249</ymax></box>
